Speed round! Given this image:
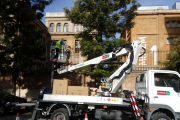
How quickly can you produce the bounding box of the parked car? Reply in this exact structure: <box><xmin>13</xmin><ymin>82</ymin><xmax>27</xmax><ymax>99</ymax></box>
<box><xmin>0</xmin><ymin>89</ymin><xmax>27</xmax><ymax>116</ymax></box>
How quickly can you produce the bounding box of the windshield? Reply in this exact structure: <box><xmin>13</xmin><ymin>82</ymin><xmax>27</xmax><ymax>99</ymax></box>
<box><xmin>154</xmin><ymin>73</ymin><xmax>180</xmax><ymax>92</ymax></box>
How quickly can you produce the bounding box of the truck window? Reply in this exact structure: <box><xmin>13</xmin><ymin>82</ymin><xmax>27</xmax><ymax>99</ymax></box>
<box><xmin>154</xmin><ymin>75</ymin><xmax>165</xmax><ymax>86</ymax></box>
<box><xmin>154</xmin><ymin>73</ymin><xmax>180</xmax><ymax>92</ymax></box>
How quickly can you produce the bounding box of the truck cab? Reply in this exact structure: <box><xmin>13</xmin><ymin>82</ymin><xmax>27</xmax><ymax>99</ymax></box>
<box><xmin>136</xmin><ymin>70</ymin><xmax>180</xmax><ymax>120</ymax></box>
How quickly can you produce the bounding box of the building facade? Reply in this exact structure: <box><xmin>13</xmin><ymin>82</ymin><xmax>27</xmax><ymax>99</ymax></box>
<box><xmin>0</xmin><ymin>20</ymin><xmax>52</xmax><ymax>100</ymax></box>
<box><xmin>32</xmin><ymin>20</ymin><xmax>52</xmax><ymax>70</ymax></box>
<box><xmin>45</xmin><ymin>12</ymin><xmax>93</xmax><ymax>89</ymax></box>
<box><xmin>121</xmin><ymin>6</ymin><xmax>180</xmax><ymax>69</ymax></box>
<box><xmin>119</xmin><ymin>5</ymin><xmax>180</xmax><ymax>92</ymax></box>
<box><xmin>45</xmin><ymin>12</ymin><xmax>85</xmax><ymax>64</ymax></box>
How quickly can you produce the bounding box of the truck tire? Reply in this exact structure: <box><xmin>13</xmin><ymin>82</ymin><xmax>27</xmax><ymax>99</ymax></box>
<box><xmin>150</xmin><ymin>112</ymin><xmax>171</xmax><ymax>120</ymax></box>
<box><xmin>51</xmin><ymin>108</ymin><xmax>69</xmax><ymax>120</ymax></box>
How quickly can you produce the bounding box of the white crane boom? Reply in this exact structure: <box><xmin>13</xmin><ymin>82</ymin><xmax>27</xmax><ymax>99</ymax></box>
<box><xmin>57</xmin><ymin>40</ymin><xmax>145</xmax><ymax>94</ymax></box>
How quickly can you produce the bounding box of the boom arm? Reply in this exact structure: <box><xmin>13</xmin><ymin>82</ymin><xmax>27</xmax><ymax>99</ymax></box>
<box><xmin>57</xmin><ymin>47</ymin><xmax>128</xmax><ymax>74</ymax></box>
<box><xmin>57</xmin><ymin>40</ymin><xmax>145</xmax><ymax>93</ymax></box>
<box><xmin>108</xmin><ymin>41</ymin><xmax>143</xmax><ymax>92</ymax></box>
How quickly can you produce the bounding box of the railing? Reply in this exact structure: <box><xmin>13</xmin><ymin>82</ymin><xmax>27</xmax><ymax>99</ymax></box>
<box><xmin>135</xmin><ymin>51</ymin><xmax>169</xmax><ymax>70</ymax></box>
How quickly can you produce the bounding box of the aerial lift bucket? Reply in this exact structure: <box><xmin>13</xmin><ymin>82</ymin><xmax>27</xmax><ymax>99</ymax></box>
<box><xmin>50</xmin><ymin>45</ymin><xmax>71</xmax><ymax>64</ymax></box>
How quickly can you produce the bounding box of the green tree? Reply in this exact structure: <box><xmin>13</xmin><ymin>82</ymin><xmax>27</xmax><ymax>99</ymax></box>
<box><xmin>64</xmin><ymin>0</ymin><xmax>139</xmax><ymax>79</ymax></box>
<box><xmin>160</xmin><ymin>38</ymin><xmax>180</xmax><ymax>72</ymax></box>
<box><xmin>0</xmin><ymin>0</ymin><xmax>53</xmax><ymax>95</ymax></box>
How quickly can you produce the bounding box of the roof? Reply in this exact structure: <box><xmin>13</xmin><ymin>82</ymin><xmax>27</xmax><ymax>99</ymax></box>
<box><xmin>138</xmin><ymin>6</ymin><xmax>169</xmax><ymax>10</ymax></box>
<box><xmin>45</xmin><ymin>12</ymin><xmax>65</xmax><ymax>18</ymax></box>
<box><xmin>136</xmin><ymin>8</ymin><xmax>180</xmax><ymax>14</ymax></box>
<box><xmin>145</xmin><ymin>70</ymin><xmax>178</xmax><ymax>74</ymax></box>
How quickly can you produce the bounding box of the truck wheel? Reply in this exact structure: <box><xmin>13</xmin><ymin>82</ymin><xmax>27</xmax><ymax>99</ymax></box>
<box><xmin>51</xmin><ymin>108</ymin><xmax>69</xmax><ymax>120</ymax></box>
<box><xmin>151</xmin><ymin>112</ymin><xmax>171</xmax><ymax>120</ymax></box>
<box><xmin>0</xmin><ymin>105</ymin><xmax>5</xmax><ymax>116</ymax></box>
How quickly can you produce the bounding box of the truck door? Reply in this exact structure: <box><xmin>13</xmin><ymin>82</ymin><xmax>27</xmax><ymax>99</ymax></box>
<box><xmin>152</xmin><ymin>72</ymin><xmax>180</xmax><ymax>105</ymax></box>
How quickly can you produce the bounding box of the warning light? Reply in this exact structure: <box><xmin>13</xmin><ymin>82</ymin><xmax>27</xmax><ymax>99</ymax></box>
<box><xmin>103</xmin><ymin>106</ymin><xmax>107</xmax><ymax>108</ymax></box>
<box><xmin>101</xmin><ymin>86</ymin><xmax>106</xmax><ymax>88</ymax></box>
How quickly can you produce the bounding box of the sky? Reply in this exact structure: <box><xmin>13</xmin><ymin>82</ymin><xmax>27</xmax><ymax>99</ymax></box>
<box><xmin>41</xmin><ymin>0</ymin><xmax>179</xmax><ymax>38</ymax></box>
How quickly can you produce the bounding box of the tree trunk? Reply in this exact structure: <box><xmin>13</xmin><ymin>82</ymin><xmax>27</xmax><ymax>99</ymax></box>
<box><xmin>12</xmin><ymin>51</ymin><xmax>18</xmax><ymax>96</ymax></box>
<box><xmin>12</xmin><ymin>74</ymin><xmax>16</xmax><ymax>96</ymax></box>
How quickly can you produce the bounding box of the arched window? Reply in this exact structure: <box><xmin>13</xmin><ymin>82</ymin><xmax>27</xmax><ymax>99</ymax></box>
<box><xmin>64</xmin><ymin>23</ymin><xmax>69</xmax><ymax>32</ymax></box>
<box><xmin>57</xmin><ymin>23</ymin><xmax>61</xmax><ymax>32</ymax></box>
<box><xmin>49</xmin><ymin>23</ymin><xmax>54</xmax><ymax>32</ymax></box>
<box><xmin>74</xmin><ymin>24</ymin><xmax>79</xmax><ymax>32</ymax></box>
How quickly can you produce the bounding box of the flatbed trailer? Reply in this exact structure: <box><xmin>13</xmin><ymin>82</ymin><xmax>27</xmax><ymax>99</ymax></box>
<box><xmin>28</xmin><ymin>41</ymin><xmax>144</xmax><ymax>120</ymax></box>
<box><xmin>29</xmin><ymin>93</ymin><xmax>136</xmax><ymax>120</ymax></box>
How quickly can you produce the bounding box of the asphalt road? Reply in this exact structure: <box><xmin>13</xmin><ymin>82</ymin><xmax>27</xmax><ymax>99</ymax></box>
<box><xmin>0</xmin><ymin>108</ymin><xmax>96</xmax><ymax>120</ymax></box>
<box><xmin>0</xmin><ymin>110</ymin><xmax>50</xmax><ymax>120</ymax></box>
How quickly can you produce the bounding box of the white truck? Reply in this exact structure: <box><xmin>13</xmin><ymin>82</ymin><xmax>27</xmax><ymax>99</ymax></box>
<box><xmin>136</xmin><ymin>70</ymin><xmax>180</xmax><ymax>120</ymax></box>
<box><xmin>20</xmin><ymin>40</ymin><xmax>180</xmax><ymax>120</ymax></box>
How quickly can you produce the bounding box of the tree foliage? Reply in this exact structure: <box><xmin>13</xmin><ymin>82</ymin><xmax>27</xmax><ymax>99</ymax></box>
<box><xmin>0</xmin><ymin>0</ymin><xmax>53</xmax><ymax>95</ymax></box>
<box><xmin>160</xmin><ymin>38</ymin><xmax>180</xmax><ymax>72</ymax></box>
<box><xmin>64</xmin><ymin>0</ymin><xmax>139</xmax><ymax>78</ymax></box>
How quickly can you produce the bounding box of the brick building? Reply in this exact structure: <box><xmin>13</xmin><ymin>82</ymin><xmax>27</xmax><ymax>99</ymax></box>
<box><xmin>121</xmin><ymin>5</ymin><xmax>180</xmax><ymax>69</ymax></box>
<box><xmin>0</xmin><ymin>20</ymin><xmax>52</xmax><ymax>100</ymax></box>
<box><xmin>120</xmin><ymin>4</ymin><xmax>180</xmax><ymax>92</ymax></box>
<box><xmin>45</xmin><ymin>12</ymin><xmax>85</xmax><ymax>64</ymax></box>
<box><xmin>44</xmin><ymin>12</ymin><xmax>93</xmax><ymax>89</ymax></box>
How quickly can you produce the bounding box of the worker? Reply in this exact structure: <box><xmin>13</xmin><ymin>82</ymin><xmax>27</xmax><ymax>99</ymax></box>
<box><xmin>51</xmin><ymin>38</ymin><xmax>65</xmax><ymax>61</ymax></box>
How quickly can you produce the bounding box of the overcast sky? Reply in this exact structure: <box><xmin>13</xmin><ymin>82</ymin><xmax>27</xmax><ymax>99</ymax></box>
<box><xmin>41</xmin><ymin>0</ymin><xmax>179</xmax><ymax>38</ymax></box>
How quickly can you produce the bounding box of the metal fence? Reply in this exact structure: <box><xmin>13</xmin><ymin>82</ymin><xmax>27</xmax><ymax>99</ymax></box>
<box><xmin>135</xmin><ymin>51</ymin><xmax>169</xmax><ymax>70</ymax></box>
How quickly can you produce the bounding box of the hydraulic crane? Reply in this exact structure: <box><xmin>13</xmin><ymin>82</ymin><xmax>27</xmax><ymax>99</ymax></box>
<box><xmin>55</xmin><ymin>40</ymin><xmax>146</xmax><ymax>96</ymax></box>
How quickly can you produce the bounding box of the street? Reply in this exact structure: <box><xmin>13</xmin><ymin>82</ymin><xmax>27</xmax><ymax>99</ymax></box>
<box><xmin>0</xmin><ymin>108</ymin><xmax>96</xmax><ymax>120</ymax></box>
<box><xmin>0</xmin><ymin>109</ymin><xmax>50</xmax><ymax>120</ymax></box>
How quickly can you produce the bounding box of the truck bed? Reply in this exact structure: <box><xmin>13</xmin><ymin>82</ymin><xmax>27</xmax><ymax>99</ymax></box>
<box><xmin>42</xmin><ymin>94</ymin><xmax>131</xmax><ymax>107</ymax></box>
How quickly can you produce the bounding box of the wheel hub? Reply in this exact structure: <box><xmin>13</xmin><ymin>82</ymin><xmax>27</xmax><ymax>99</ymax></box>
<box><xmin>55</xmin><ymin>113</ymin><xmax>66</xmax><ymax>120</ymax></box>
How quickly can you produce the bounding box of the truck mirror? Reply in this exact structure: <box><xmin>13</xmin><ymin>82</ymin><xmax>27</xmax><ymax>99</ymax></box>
<box><xmin>136</xmin><ymin>76</ymin><xmax>140</xmax><ymax>82</ymax></box>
